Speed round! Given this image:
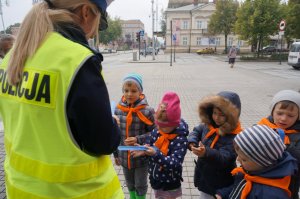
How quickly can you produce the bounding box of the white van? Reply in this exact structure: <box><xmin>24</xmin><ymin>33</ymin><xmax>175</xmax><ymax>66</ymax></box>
<box><xmin>288</xmin><ymin>42</ymin><xmax>300</xmax><ymax>69</ymax></box>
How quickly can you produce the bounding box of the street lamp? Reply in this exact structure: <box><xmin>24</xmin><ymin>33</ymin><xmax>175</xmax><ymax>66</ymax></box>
<box><xmin>0</xmin><ymin>0</ymin><xmax>8</xmax><ymax>34</ymax></box>
<box><xmin>151</xmin><ymin>0</ymin><xmax>155</xmax><ymax>60</ymax></box>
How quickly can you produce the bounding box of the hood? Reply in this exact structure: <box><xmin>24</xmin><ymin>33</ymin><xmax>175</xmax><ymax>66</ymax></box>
<box><xmin>119</xmin><ymin>94</ymin><xmax>149</xmax><ymax>107</ymax></box>
<box><xmin>250</xmin><ymin>151</ymin><xmax>298</xmax><ymax>178</ymax></box>
<box><xmin>199</xmin><ymin>95</ymin><xmax>240</xmax><ymax>134</ymax></box>
<box><xmin>174</xmin><ymin>119</ymin><xmax>189</xmax><ymax>137</ymax></box>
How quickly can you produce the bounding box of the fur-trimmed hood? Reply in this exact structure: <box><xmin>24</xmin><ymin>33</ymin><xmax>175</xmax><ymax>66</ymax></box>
<box><xmin>199</xmin><ymin>92</ymin><xmax>241</xmax><ymax>134</ymax></box>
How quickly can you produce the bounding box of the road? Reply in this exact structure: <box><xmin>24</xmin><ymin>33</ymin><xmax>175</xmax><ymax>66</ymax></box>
<box><xmin>0</xmin><ymin>52</ymin><xmax>299</xmax><ymax>198</ymax></box>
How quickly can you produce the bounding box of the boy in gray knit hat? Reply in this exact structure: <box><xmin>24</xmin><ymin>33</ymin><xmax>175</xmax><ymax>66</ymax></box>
<box><xmin>257</xmin><ymin>89</ymin><xmax>300</xmax><ymax>199</ymax></box>
<box><xmin>216</xmin><ymin>125</ymin><xmax>298</xmax><ymax>199</ymax></box>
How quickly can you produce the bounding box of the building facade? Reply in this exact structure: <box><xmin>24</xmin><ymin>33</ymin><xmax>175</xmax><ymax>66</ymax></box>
<box><xmin>120</xmin><ymin>20</ymin><xmax>146</xmax><ymax>49</ymax></box>
<box><xmin>165</xmin><ymin>2</ymin><xmax>250</xmax><ymax>53</ymax></box>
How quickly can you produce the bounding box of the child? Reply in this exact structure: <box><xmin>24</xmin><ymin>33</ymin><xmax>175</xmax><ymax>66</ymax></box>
<box><xmin>257</xmin><ymin>89</ymin><xmax>300</xmax><ymax>199</ymax></box>
<box><xmin>188</xmin><ymin>91</ymin><xmax>242</xmax><ymax>198</ymax></box>
<box><xmin>132</xmin><ymin>91</ymin><xmax>189</xmax><ymax>199</ymax></box>
<box><xmin>114</xmin><ymin>73</ymin><xmax>155</xmax><ymax>199</ymax></box>
<box><xmin>216</xmin><ymin>125</ymin><xmax>298</xmax><ymax>199</ymax></box>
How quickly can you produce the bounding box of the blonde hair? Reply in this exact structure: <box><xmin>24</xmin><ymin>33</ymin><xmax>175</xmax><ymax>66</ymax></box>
<box><xmin>7</xmin><ymin>0</ymin><xmax>100</xmax><ymax>85</ymax></box>
<box><xmin>156</xmin><ymin>103</ymin><xmax>168</xmax><ymax>122</ymax></box>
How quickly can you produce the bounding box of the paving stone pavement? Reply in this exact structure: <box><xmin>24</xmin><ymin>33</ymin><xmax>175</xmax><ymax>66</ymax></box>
<box><xmin>0</xmin><ymin>52</ymin><xmax>298</xmax><ymax>198</ymax></box>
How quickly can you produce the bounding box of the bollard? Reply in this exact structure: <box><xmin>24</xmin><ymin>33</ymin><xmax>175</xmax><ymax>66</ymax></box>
<box><xmin>133</xmin><ymin>52</ymin><xmax>137</xmax><ymax>61</ymax></box>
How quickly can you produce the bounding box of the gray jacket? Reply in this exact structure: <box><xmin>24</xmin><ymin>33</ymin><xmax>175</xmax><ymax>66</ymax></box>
<box><xmin>114</xmin><ymin>94</ymin><xmax>155</xmax><ymax>168</ymax></box>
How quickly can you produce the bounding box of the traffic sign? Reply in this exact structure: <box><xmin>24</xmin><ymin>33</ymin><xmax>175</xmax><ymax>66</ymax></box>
<box><xmin>139</xmin><ymin>30</ymin><xmax>144</xmax><ymax>37</ymax></box>
<box><xmin>172</xmin><ymin>34</ymin><xmax>177</xmax><ymax>41</ymax></box>
<box><xmin>279</xmin><ymin>20</ymin><xmax>286</xmax><ymax>31</ymax></box>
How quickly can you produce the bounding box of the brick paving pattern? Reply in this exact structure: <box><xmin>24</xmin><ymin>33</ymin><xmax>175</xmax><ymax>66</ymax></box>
<box><xmin>0</xmin><ymin>53</ymin><xmax>298</xmax><ymax>198</ymax></box>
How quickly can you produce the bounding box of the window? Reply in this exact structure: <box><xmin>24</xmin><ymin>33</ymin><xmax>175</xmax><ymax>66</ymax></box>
<box><xmin>202</xmin><ymin>29</ymin><xmax>208</xmax><ymax>34</ymax></box>
<box><xmin>237</xmin><ymin>40</ymin><xmax>244</xmax><ymax>47</ymax></box>
<box><xmin>202</xmin><ymin>21</ymin><xmax>207</xmax><ymax>29</ymax></box>
<box><xmin>196</xmin><ymin>21</ymin><xmax>202</xmax><ymax>29</ymax></box>
<box><xmin>216</xmin><ymin>38</ymin><xmax>220</xmax><ymax>46</ymax></box>
<box><xmin>183</xmin><ymin>37</ymin><xmax>188</xmax><ymax>46</ymax></box>
<box><xmin>228</xmin><ymin>38</ymin><xmax>234</xmax><ymax>46</ymax></box>
<box><xmin>196</xmin><ymin>37</ymin><xmax>201</xmax><ymax>46</ymax></box>
<box><xmin>182</xmin><ymin>21</ymin><xmax>188</xmax><ymax>29</ymax></box>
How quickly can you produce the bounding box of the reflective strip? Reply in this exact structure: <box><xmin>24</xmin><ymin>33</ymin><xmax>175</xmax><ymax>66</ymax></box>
<box><xmin>6</xmin><ymin>175</ymin><xmax>123</xmax><ymax>199</ymax></box>
<box><xmin>5</xmin><ymin>138</ymin><xmax>111</xmax><ymax>183</ymax></box>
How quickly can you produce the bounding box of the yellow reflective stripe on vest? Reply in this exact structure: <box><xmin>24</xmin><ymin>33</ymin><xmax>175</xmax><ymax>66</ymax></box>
<box><xmin>5</xmin><ymin>138</ymin><xmax>112</xmax><ymax>183</ymax></box>
<box><xmin>6</xmin><ymin>175</ymin><xmax>123</xmax><ymax>199</ymax></box>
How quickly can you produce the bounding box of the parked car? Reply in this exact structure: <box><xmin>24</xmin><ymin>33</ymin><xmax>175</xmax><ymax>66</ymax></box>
<box><xmin>288</xmin><ymin>42</ymin><xmax>300</xmax><ymax>70</ymax></box>
<box><xmin>260</xmin><ymin>46</ymin><xmax>276</xmax><ymax>54</ymax></box>
<box><xmin>140</xmin><ymin>47</ymin><xmax>158</xmax><ymax>55</ymax></box>
<box><xmin>102</xmin><ymin>48</ymin><xmax>112</xmax><ymax>53</ymax></box>
<box><xmin>196</xmin><ymin>48</ymin><xmax>215</xmax><ymax>55</ymax></box>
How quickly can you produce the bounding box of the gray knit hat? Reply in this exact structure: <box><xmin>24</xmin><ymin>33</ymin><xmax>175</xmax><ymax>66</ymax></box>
<box><xmin>270</xmin><ymin>90</ymin><xmax>300</xmax><ymax>119</ymax></box>
<box><xmin>234</xmin><ymin>125</ymin><xmax>286</xmax><ymax>167</ymax></box>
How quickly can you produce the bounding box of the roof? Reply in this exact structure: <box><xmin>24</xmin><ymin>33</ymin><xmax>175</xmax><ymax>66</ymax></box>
<box><xmin>165</xmin><ymin>3</ymin><xmax>214</xmax><ymax>12</ymax></box>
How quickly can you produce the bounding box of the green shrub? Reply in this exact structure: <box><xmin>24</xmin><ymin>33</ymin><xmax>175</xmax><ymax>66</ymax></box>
<box><xmin>269</xmin><ymin>53</ymin><xmax>288</xmax><ymax>60</ymax></box>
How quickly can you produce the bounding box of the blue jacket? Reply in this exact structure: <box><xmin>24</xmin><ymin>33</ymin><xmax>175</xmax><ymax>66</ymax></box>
<box><xmin>217</xmin><ymin>151</ymin><xmax>298</xmax><ymax>199</ymax></box>
<box><xmin>188</xmin><ymin>124</ymin><xmax>237</xmax><ymax>195</ymax></box>
<box><xmin>147</xmin><ymin>119</ymin><xmax>189</xmax><ymax>190</ymax></box>
<box><xmin>259</xmin><ymin>116</ymin><xmax>300</xmax><ymax>199</ymax></box>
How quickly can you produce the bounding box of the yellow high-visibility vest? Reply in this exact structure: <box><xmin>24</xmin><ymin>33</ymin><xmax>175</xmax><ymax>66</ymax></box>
<box><xmin>0</xmin><ymin>32</ymin><xmax>124</xmax><ymax>199</ymax></box>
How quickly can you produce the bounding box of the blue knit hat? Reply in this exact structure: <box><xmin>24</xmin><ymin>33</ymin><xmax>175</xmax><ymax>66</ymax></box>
<box><xmin>123</xmin><ymin>73</ymin><xmax>143</xmax><ymax>92</ymax></box>
<box><xmin>218</xmin><ymin>91</ymin><xmax>241</xmax><ymax>116</ymax></box>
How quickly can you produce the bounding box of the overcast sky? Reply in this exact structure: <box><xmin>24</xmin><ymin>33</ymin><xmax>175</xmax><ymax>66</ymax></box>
<box><xmin>1</xmin><ymin>0</ymin><xmax>169</xmax><ymax>36</ymax></box>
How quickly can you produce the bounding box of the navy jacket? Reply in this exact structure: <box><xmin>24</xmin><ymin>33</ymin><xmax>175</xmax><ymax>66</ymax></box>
<box><xmin>261</xmin><ymin>116</ymin><xmax>300</xmax><ymax>199</ymax></box>
<box><xmin>147</xmin><ymin>119</ymin><xmax>189</xmax><ymax>191</ymax></box>
<box><xmin>188</xmin><ymin>124</ymin><xmax>237</xmax><ymax>195</ymax></box>
<box><xmin>56</xmin><ymin>23</ymin><xmax>121</xmax><ymax>156</ymax></box>
<box><xmin>217</xmin><ymin>152</ymin><xmax>298</xmax><ymax>199</ymax></box>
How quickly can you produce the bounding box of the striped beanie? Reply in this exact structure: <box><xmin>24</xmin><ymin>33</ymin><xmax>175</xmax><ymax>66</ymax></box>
<box><xmin>234</xmin><ymin>125</ymin><xmax>286</xmax><ymax>167</ymax></box>
<box><xmin>123</xmin><ymin>73</ymin><xmax>143</xmax><ymax>92</ymax></box>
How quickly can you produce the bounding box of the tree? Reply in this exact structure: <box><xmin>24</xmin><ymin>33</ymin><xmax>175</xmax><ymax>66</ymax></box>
<box><xmin>235</xmin><ymin>0</ymin><xmax>282</xmax><ymax>56</ymax></box>
<box><xmin>208</xmin><ymin>0</ymin><xmax>238</xmax><ymax>53</ymax></box>
<box><xmin>285</xmin><ymin>0</ymin><xmax>300</xmax><ymax>43</ymax></box>
<box><xmin>99</xmin><ymin>16</ymin><xmax>122</xmax><ymax>45</ymax></box>
<box><xmin>160</xmin><ymin>8</ymin><xmax>166</xmax><ymax>37</ymax></box>
<box><xmin>1</xmin><ymin>23</ymin><xmax>21</xmax><ymax>34</ymax></box>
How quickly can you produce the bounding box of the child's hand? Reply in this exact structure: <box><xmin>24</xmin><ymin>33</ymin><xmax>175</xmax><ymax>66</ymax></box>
<box><xmin>191</xmin><ymin>141</ymin><xmax>206</xmax><ymax>157</ymax></box>
<box><xmin>124</xmin><ymin>137</ymin><xmax>138</xmax><ymax>146</ymax></box>
<box><xmin>131</xmin><ymin>150</ymin><xmax>146</xmax><ymax>158</ymax></box>
<box><xmin>131</xmin><ymin>144</ymin><xmax>156</xmax><ymax>157</ymax></box>
<box><xmin>144</xmin><ymin>146</ymin><xmax>156</xmax><ymax>156</ymax></box>
<box><xmin>215</xmin><ymin>194</ymin><xmax>222</xmax><ymax>199</ymax></box>
<box><xmin>114</xmin><ymin>157</ymin><xmax>121</xmax><ymax>166</ymax></box>
<box><xmin>189</xmin><ymin>143</ymin><xmax>197</xmax><ymax>150</ymax></box>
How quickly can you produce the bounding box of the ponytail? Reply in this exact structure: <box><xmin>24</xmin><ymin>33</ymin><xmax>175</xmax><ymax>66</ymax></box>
<box><xmin>7</xmin><ymin>0</ymin><xmax>100</xmax><ymax>85</ymax></box>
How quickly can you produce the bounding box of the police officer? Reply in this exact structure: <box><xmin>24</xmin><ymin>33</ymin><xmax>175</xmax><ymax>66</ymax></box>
<box><xmin>0</xmin><ymin>0</ymin><xmax>123</xmax><ymax>198</ymax></box>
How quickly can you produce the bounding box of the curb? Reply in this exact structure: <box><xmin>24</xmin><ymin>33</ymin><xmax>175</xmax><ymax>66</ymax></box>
<box><xmin>129</xmin><ymin>61</ymin><xmax>170</xmax><ymax>63</ymax></box>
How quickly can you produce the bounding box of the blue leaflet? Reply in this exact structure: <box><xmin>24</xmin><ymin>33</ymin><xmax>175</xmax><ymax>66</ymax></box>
<box><xmin>118</xmin><ymin>146</ymin><xmax>148</xmax><ymax>151</ymax></box>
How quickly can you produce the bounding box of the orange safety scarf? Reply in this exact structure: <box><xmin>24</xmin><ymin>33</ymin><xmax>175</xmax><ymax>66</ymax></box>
<box><xmin>154</xmin><ymin>130</ymin><xmax>178</xmax><ymax>156</ymax></box>
<box><xmin>231</xmin><ymin>167</ymin><xmax>291</xmax><ymax>199</ymax></box>
<box><xmin>205</xmin><ymin>122</ymin><xmax>242</xmax><ymax>148</ymax></box>
<box><xmin>258</xmin><ymin>118</ymin><xmax>297</xmax><ymax>144</ymax></box>
<box><xmin>117</xmin><ymin>102</ymin><xmax>153</xmax><ymax>169</ymax></box>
